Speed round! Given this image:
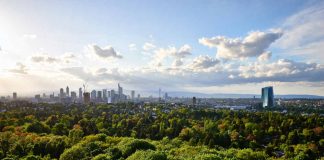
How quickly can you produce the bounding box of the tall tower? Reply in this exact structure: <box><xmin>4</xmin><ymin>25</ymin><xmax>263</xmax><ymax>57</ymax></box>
<box><xmin>83</xmin><ymin>92</ymin><xmax>90</xmax><ymax>104</ymax></box>
<box><xmin>60</xmin><ymin>88</ymin><xmax>64</xmax><ymax>98</ymax></box>
<box><xmin>159</xmin><ymin>88</ymin><xmax>161</xmax><ymax>102</ymax></box>
<box><xmin>111</xmin><ymin>90</ymin><xmax>115</xmax><ymax>103</ymax></box>
<box><xmin>13</xmin><ymin>92</ymin><xmax>17</xmax><ymax>100</ymax></box>
<box><xmin>79</xmin><ymin>88</ymin><xmax>83</xmax><ymax>99</ymax></box>
<box><xmin>66</xmin><ymin>86</ymin><xmax>70</xmax><ymax>97</ymax></box>
<box><xmin>97</xmin><ymin>91</ymin><xmax>102</xmax><ymax>102</ymax></box>
<box><xmin>103</xmin><ymin>89</ymin><xmax>107</xmax><ymax>101</ymax></box>
<box><xmin>261</xmin><ymin>86</ymin><xmax>274</xmax><ymax>108</ymax></box>
<box><xmin>91</xmin><ymin>90</ymin><xmax>97</xmax><ymax>100</ymax></box>
<box><xmin>131</xmin><ymin>90</ymin><xmax>135</xmax><ymax>100</ymax></box>
<box><xmin>118</xmin><ymin>83</ymin><xmax>123</xmax><ymax>101</ymax></box>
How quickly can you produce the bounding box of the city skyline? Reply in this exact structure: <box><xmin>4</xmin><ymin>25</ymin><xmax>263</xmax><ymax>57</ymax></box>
<box><xmin>1</xmin><ymin>0</ymin><xmax>324</xmax><ymax>96</ymax></box>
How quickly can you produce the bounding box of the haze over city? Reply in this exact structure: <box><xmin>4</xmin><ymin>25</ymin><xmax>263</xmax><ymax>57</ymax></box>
<box><xmin>1</xmin><ymin>0</ymin><xmax>324</xmax><ymax>97</ymax></box>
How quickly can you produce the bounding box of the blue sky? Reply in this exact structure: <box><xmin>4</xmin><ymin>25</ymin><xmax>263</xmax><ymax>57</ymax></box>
<box><xmin>0</xmin><ymin>0</ymin><xmax>324</xmax><ymax>96</ymax></box>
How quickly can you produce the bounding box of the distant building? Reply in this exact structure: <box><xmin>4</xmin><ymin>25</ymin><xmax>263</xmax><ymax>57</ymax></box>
<box><xmin>262</xmin><ymin>86</ymin><xmax>274</xmax><ymax>108</ymax></box>
<box><xmin>71</xmin><ymin>91</ymin><xmax>77</xmax><ymax>100</ymax></box>
<box><xmin>79</xmin><ymin>88</ymin><xmax>83</xmax><ymax>100</ymax></box>
<box><xmin>131</xmin><ymin>90</ymin><xmax>135</xmax><ymax>100</ymax></box>
<box><xmin>35</xmin><ymin>94</ymin><xmax>41</xmax><ymax>100</ymax></box>
<box><xmin>111</xmin><ymin>90</ymin><xmax>116</xmax><ymax>103</ymax></box>
<box><xmin>164</xmin><ymin>92</ymin><xmax>168</xmax><ymax>100</ymax></box>
<box><xmin>118</xmin><ymin>83</ymin><xmax>123</xmax><ymax>101</ymax></box>
<box><xmin>60</xmin><ymin>88</ymin><xmax>64</xmax><ymax>98</ymax></box>
<box><xmin>91</xmin><ymin>90</ymin><xmax>96</xmax><ymax>100</ymax></box>
<box><xmin>103</xmin><ymin>89</ymin><xmax>107</xmax><ymax>102</ymax></box>
<box><xmin>50</xmin><ymin>93</ymin><xmax>55</xmax><ymax>99</ymax></box>
<box><xmin>83</xmin><ymin>92</ymin><xmax>90</xmax><ymax>104</ymax></box>
<box><xmin>97</xmin><ymin>91</ymin><xmax>102</xmax><ymax>101</ymax></box>
<box><xmin>193</xmin><ymin>97</ymin><xmax>197</xmax><ymax>106</ymax></box>
<box><xmin>108</xmin><ymin>91</ymin><xmax>111</xmax><ymax>98</ymax></box>
<box><xmin>66</xmin><ymin>86</ymin><xmax>70</xmax><ymax>97</ymax></box>
<box><xmin>13</xmin><ymin>92</ymin><xmax>17</xmax><ymax>100</ymax></box>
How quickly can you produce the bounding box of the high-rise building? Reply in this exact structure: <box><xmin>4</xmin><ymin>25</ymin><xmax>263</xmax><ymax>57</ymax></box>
<box><xmin>66</xmin><ymin>86</ymin><xmax>70</xmax><ymax>97</ymax></box>
<box><xmin>79</xmin><ymin>88</ymin><xmax>83</xmax><ymax>99</ymax></box>
<box><xmin>103</xmin><ymin>89</ymin><xmax>107</xmax><ymax>101</ymax></box>
<box><xmin>71</xmin><ymin>91</ymin><xmax>77</xmax><ymax>100</ymax></box>
<box><xmin>13</xmin><ymin>92</ymin><xmax>17</xmax><ymax>100</ymax></box>
<box><xmin>111</xmin><ymin>90</ymin><xmax>115</xmax><ymax>103</ymax></box>
<box><xmin>131</xmin><ymin>90</ymin><xmax>135</xmax><ymax>100</ymax></box>
<box><xmin>159</xmin><ymin>88</ymin><xmax>161</xmax><ymax>101</ymax></box>
<box><xmin>164</xmin><ymin>92</ymin><xmax>168</xmax><ymax>100</ymax></box>
<box><xmin>91</xmin><ymin>90</ymin><xmax>97</xmax><ymax>100</ymax></box>
<box><xmin>97</xmin><ymin>91</ymin><xmax>102</xmax><ymax>101</ymax></box>
<box><xmin>83</xmin><ymin>92</ymin><xmax>90</xmax><ymax>104</ymax></box>
<box><xmin>193</xmin><ymin>97</ymin><xmax>197</xmax><ymax>106</ymax></box>
<box><xmin>118</xmin><ymin>83</ymin><xmax>123</xmax><ymax>101</ymax></box>
<box><xmin>35</xmin><ymin>94</ymin><xmax>41</xmax><ymax>102</ymax></box>
<box><xmin>108</xmin><ymin>91</ymin><xmax>111</xmax><ymax>97</ymax></box>
<box><xmin>261</xmin><ymin>86</ymin><xmax>274</xmax><ymax>108</ymax></box>
<box><xmin>60</xmin><ymin>88</ymin><xmax>64</xmax><ymax>98</ymax></box>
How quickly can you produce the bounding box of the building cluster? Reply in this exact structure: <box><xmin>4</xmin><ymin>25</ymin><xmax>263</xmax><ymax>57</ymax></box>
<box><xmin>22</xmin><ymin>83</ymin><xmax>139</xmax><ymax>104</ymax></box>
<box><xmin>4</xmin><ymin>86</ymin><xmax>322</xmax><ymax>108</ymax></box>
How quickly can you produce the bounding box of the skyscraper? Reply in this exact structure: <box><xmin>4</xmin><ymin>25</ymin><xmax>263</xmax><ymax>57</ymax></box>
<box><xmin>97</xmin><ymin>91</ymin><xmax>102</xmax><ymax>101</ymax></box>
<box><xmin>164</xmin><ymin>92</ymin><xmax>168</xmax><ymax>100</ymax></box>
<box><xmin>261</xmin><ymin>86</ymin><xmax>274</xmax><ymax>108</ymax></box>
<box><xmin>60</xmin><ymin>88</ymin><xmax>64</xmax><ymax>98</ymax></box>
<box><xmin>71</xmin><ymin>91</ymin><xmax>77</xmax><ymax>100</ymax></box>
<box><xmin>66</xmin><ymin>86</ymin><xmax>70</xmax><ymax>97</ymax></box>
<box><xmin>118</xmin><ymin>83</ymin><xmax>123</xmax><ymax>101</ymax></box>
<box><xmin>159</xmin><ymin>88</ymin><xmax>161</xmax><ymax>101</ymax></box>
<box><xmin>103</xmin><ymin>89</ymin><xmax>107</xmax><ymax>102</ymax></box>
<box><xmin>193</xmin><ymin>97</ymin><xmax>197</xmax><ymax>106</ymax></box>
<box><xmin>131</xmin><ymin>90</ymin><xmax>135</xmax><ymax>100</ymax></box>
<box><xmin>91</xmin><ymin>90</ymin><xmax>96</xmax><ymax>100</ymax></box>
<box><xmin>13</xmin><ymin>92</ymin><xmax>17</xmax><ymax>100</ymax></box>
<box><xmin>79</xmin><ymin>88</ymin><xmax>83</xmax><ymax>100</ymax></box>
<box><xmin>111</xmin><ymin>89</ymin><xmax>115</xmax><ymax>103</ymax></box>
<box><xmin>83</xmin><ymin>92</ymin><xmax>90</xmax><ymax>104</ymax></box>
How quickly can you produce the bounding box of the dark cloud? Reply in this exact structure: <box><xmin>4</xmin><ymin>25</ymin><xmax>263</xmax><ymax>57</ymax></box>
<box><xmin>89</xmin><ymin>45</ymin><xmax>122</xmax><ymax>59</ymax></box>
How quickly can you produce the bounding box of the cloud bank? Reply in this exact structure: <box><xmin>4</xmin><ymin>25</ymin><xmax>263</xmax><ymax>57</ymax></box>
<box><xmin>199</xmin><ymin>30</ymin><xmax>282</xmax><ymax>60</ymax></box>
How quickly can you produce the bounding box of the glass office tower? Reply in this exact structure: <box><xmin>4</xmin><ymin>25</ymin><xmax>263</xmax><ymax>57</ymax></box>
<box><xmin>261</xmin><ymin>86</ymin><xmax>274</xmax><ymax>108</ymax></box>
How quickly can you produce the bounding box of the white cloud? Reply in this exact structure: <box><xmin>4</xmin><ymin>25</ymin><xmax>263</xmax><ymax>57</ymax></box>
<box><xmin>88</xmin><ymin>44</ymin><xmax>122</xmax><ymax>59</ymax></box>
<box><xmin>142</xmin><ymin>42</ymin><xmax>156</xmax><ymax>51</ymax></box>
<box><xmin>31</xmin><ymin>55</ymin><xmax>59</xmax><ymax>63</ymax></box>
<box><xmin>9</xmin><ymin>62</ymin><xmax>28</xmax><ymax>74</ymax></box>
<box><xmin>275</xmin><ymin>2</ymin><xmax>324</xmax><ymax>62</ymax></box>
<box><xmin>188</xmin><ymin>55</ymin><xmax>220</xmax><ymax>70</ymax></box>
<box><xmin>152</xmin><ymin>44</ymin><xmax>192</xmax><ymax>67</ymax></box>
<box><xmin>61</xmin><ymin>57</ymin><xmax>324</xmax><ymax>92</ymax></box>
<box><xmin>199</xmin><ymin>30</ymin><xmax>282</xmax><ymax>60</ymax></box>
<box><xmin>128</xmin><ymin>43</ymin><xmax>137</xmax><ymax>51</ymax></box>
<box><xmin>257</xmin><ymin>51</ymin><xmax>272</xmax><ymax>62</ymax></box>
<box><xmin>23</xmin><ymin>34</ymin><xmax>37</xmax><ymax>39</ymax></box>
<box><xmin>238</xmin><ymin>59</ymin><xmax>323</xmax><ymax>80</ymax></box>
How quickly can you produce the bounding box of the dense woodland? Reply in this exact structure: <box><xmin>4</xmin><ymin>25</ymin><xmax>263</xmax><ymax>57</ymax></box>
<box><xmin>0</xmin><ymin>101</ymin><xmax>323</xmax><ymax>160</ymax></box>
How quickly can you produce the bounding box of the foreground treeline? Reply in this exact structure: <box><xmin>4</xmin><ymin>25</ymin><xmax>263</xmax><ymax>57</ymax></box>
<box><xmin>0</xmin><ymin>102</ymin><xmax>323</xmax><ymax>159</ymax></box>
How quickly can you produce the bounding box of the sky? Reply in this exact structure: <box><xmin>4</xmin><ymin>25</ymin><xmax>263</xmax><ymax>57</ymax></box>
<box><xmin>0</xmin><ymin>0</ymin><xmax>324</xmax><ymax>97</ymax></box>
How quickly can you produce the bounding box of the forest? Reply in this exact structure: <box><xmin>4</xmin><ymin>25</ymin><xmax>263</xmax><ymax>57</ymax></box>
<box><xmin>0</xmin><ymin>101</ymin><xmax>323</xmax><ymax>160</ymax></box>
